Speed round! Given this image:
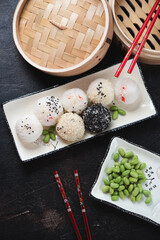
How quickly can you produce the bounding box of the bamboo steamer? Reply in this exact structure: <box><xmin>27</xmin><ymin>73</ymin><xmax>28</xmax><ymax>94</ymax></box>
<box><xmin>13</xmin><ymin>0</ymin><xmax>113</xmax><ymax>76</ymax></box>
<box><xmin>109</xmin><ymin>0</ymin><xmax>160</xmax><ymax>64</ymax></box>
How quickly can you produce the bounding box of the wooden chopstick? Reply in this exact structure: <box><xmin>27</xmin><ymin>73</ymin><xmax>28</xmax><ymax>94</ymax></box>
<box><xmin>53</xmin><ymin>171</ymin><xmax>82</xmax><ymax>240</ymax></box>
<box><xmin>74</xmin><ymin>170</ymin><xmax>92</xmax><ymax>240</ymax></box>
<box><xmin>128</xmin><ymin>5</ymin><xmax>160</xmax><ymax>74</ymax></box>
<box><xmin>114</xmin><ymin>0</ymin><xmax>160</xmax><ymax>78</ymax></box>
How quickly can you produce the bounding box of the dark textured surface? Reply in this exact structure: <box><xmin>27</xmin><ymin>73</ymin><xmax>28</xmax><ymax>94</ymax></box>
<box><xmin>0</xmin><ymin>0</ymin><xmax>160</xmax><ymax>239</ymax></box>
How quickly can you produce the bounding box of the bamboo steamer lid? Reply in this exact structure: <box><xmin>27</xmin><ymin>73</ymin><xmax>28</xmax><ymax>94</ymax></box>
<box><xmin>13</xmin><ymin>0</ymin><xmax>113</xmax><ymax>76</ymax></box>
<box><xmin>109</xmin><ymin>0</ymin><xmax>160</xmax><ymax>65</ymax></box>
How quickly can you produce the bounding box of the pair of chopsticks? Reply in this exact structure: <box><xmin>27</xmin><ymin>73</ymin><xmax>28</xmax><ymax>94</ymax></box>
<box><xmin>53</xmin><ymin>170</ymin><xmax>92</xmax><ymax>240</ymax></box>
<box><xmin>115</xmin><ymin>0</ymin><xmax>160</xmax><ymax>77</ymax></box>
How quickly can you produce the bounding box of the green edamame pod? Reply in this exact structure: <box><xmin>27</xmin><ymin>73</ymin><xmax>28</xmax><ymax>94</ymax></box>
<box><xmin>118</xmin><ymin>109</ymin><xmax>126</xmax><ymax>116</ymax></box>
<box><xmin>130</xmin><ymin>195</ymin><xmax>136</xmax><ymax>202</ymax></box>
<box><xmin>106</xmin><ymin>167</ymin><xmax>114</xmax><ymax>174</ymax></box>
<box><xmin>124</xmin><ymin>151</ymin><xmax>134</xmax><ymax>158</ymax></box>
<box><xmin>112</xmin><ymin>111</ymin><xmax>118</xmax><ymax>120</ymax></box>
<box><xmin>111</xmin><ymin>195</ymin><xmax>119</xmax><ymax>201</ymax></box>
<box><xmin>122</xmin><ymin>170</ymin><xmax>130</xmax><ymax>177</ymax></box>
<box><xmin>43</xmin><ymin>134</ymin><xmax>50</xmax><ymax>143</ymax></box>
<box><xmin>140</xmin><ymin>163</ymin><xmax>146</xmax><ymax>170</ymax></box>
<box><xmin>143</xmin><ymin>190</ymin><xmax>151</xmax><ymax>197</ymax></box>
<box><xmin>42</xmin><ymin>130</ymin><xmax>49</xmax><ymax>135</ymax></box>
<box><xmin>130</xmin><ymin>171</ymin><xmax>138</xmax><ymax>178</ymax></box>
<box><xmin>123</xmin><ymin>177</ymin><xmax>130</xmax><ymax>185</ymax></box>
<box><xmin>145</xmin><ymin>196</ymin><xmax>152</xmax><ymax>204</ymax></box>
<box><xmin>103</xmin><ymin>179</ymin><xmax>110</xmax><ymax>186</ymax></box>
<box><xmin>128</xmin><ymin>184</ymin><xmax>134</xmax><ymax>193</ymax></box>
<box><xmin>136</xmin><ymin>193</ymin><xmax>143</xmax><ymax>202</ymax></box>
<box><xmin>119</xmin><ymin>191</ymin><xmax>125</xmax><ymax>199</ymax></box>
<box><xmin>113</xmin><ymin>153</ymin><xmax>119</xmax><ymax>161</ymax></box>
<box><xmin>118</xmin><ymin>148</ymin><xmax>125</xmax><ymax>157</ymax></box>
<box><xmin>118</xmin><ymin>185</ymin><xmax>125</xmax><ymax>191</ymax></box>
<box><xmin>102</xmin><ymin>186</ymin><xmax>110</xmax><ymax>193</ymax></box>
<box><xmin>137</xmin><ymin>183</ymin><xmax>143</xmax><ymax>193</ymax></box>
<box><xmin>124</xmin><ymin>189</ymin><xmax>129</xmax><ymax>197</ymax></box>
<box><xmin>124</xmin><ymin>162</ymin><xmax>132</xmax><ymax>170</ymax></box>
<box><xmin>110</xmin><ymin>106</ymin><xmax>118</xmax><ymax>111</ymax></box>
<box><xmin>50</xmin><ymin>133</ymin><xmax>56</xmax><ymax>141</ymax></box>
<box><xmin>110</xmin><ymin>183</ymin><xmax>119</xmax><ymax>189</ymax></box>
<box><xmin>132</xmin><ymin>187</ymin><xmax>139</xmax><ymax>197</ymax></box>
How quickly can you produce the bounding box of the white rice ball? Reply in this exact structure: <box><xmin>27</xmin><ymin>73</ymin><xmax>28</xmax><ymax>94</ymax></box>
<box><xmin>15</xmin><ymin>114</ymin><xmax>43</xmax><ymax>143</ymax></box>
<box><xmin>115</xmin><ymin>78</ymin><xmax>141</xmax><ymax>105</ymax></box>
<box><xmin>61</xmin><ymin>88</ymin><xmax>88</xmax><ymax>114</ymax></box>
<box><xmin>56</xmin><ymin>113</ymin><xmax>85</xmax><ymax>142</ymax></box>
<box><xmin>87</xmin><ymin>78</ymin><xmax>114</xmax><ymax>107</ymax></box>
<box><xmin>34</xmin><ymin>96</ymin><xmax>63</xmax><ymax>126</ymax></box>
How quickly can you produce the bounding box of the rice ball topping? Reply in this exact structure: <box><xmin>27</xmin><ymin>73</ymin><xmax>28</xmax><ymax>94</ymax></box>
<box><xmin>15</xmin><ymin>114</ymin><xmax>43</xmax><ymax>143</ymax></box>
<box><xmin>87</xmin><ymin>78</ymin><xmax>114</xmax><ymax>107</ymax></box>
<box><xmin>34</xmin><ymin>96</ymin><xmax>63</xmax><ymax>126</ymax></box>
<box><xmin>56</xmin><ymin>113</ymin><xmax>85</xmax><ymax>142</ymax></box>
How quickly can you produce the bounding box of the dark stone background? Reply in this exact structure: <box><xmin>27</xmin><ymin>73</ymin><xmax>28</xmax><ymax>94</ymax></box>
<box><xmin>0</xmin><ymin>0</ymin><xmax>160</xmax><ymax>239</ymax></box>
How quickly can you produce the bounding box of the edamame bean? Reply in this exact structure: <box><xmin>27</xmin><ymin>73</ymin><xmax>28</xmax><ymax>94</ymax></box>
<box><xmin>119</xmin><ymin>191</ymin><xmax>125</xmax><ymax>199</ymax></box>
<box><xmin>129</xmin><ymin>177</ymin><xmax>138</xmax><ymax>183</ymax></box>
<box><xmin>138</xmin><ymin>177</ymin><xmax>146</xmax><ymax>183</ymax></box>
<box><xmin>119</xmin><ymin>180</ymin><xmax>124</xmax><ymax>185</ymax></box>
<box><xmin>113</xmin><ymin>153</ymin><xmax>119</xmax><ymax>161</ymax></box>
<box><xmin>110</xmin><ymin>183</ymin><xmax>119</xmax><ymax>189</ymax></box>
<box><xmin>112</xmin><ymin>173</ymin><xmax>119</xmax><ymax>178</ymax></box>
<box><xmin>137</xmin><ymin>184</ymin><xmax>143</xmax><ymax>193</ymax></box>
<box><xmin>132</xmin><ymin>187</ymin><xmax>139</xmax><ymax>197</ymax></box>
<box><xmin>106</xmin><ymin>167</ymin><xmax>114</xmax><ymax>174</ymax></box>
<box><xmin>42</xmin><ymin>130</ymin><xmax>49</xmax><ymax>135</ymax></box>
<box><xmin>112</xmin><ymin>111</ymin><xmax>118</xmax><ymax>120</ymax></box>
<box><xmin>118</xmin><ymin>109</ymin><xmax>126</xmax><ymax>116</ymax></box>
<box><xmin>140</xmin><ymin>163</ymin><xmax>146</xmax><ymax>170</ymax></box>
<box><xmin>124</xmin><ymin>189</ymin><xmax>129</xmax><ymax>197</ymax></box>
<box><xmin>114</xmin><ymin>162</ymin><xmax>120</xmax><ymax>167</ymax></box>
<box><xmin>108</xmin><ymin>174</ymin><xmax>113</xmax><ymax>181</ymax></box>
<box><xmin>143</xmin><ymin>190</ymin><xmax>151</xmax><ymax>197</ymax></box>
<box><xmin>130</xmin><ymin>195</ymin><xmax>135</xmax><ymax>202</ymax></box>
<box><xmin>123</xmin><ymin>177</ymin><xmax>130</xmax><ymax>185</ymax></box>
<box><xmin>111</xmin><ymin>196</ymin><xmax>119</xmax><ymax>201</ymax></box>
<box><xmin>114</xmin><ymin>191</ymin><xmax>118</xmax><ymax>196</ymax></box>
<box><xmin>110</xmin><ymin>106</ymin><xmax>118</xmax><ymax>111</ymax></box>
<box><xmin>102</xmin><ymin>186</ymin><xmax>110</xmax><ymax>193</ymax></box>
<box><xmin>104</xmin><ymin>179</ymin><xmax>110</xmax><ymax>186</ymax></box>
<box><xmin>124</xmin><ymin>162</ymin><xmax>132</xmax><ymax>170</ymax></box>
<box><xmin>130</xmin><ymin>171</ymin><xmax>138</xmax><ymax>178</ymax></box>
<box><xmin>113</xmin><ymin>167</ymin><xmax>120</xmax><ymax>173</ymax></box>
<box><xmin>118</xmin><ymin>148</ymin><xmax>125</xmax><ymax>157</ymax></box>
<box><xmin>131</xmin><ymin>155</ymin><xmax>138</xmax><ymax>161</ymax></box>
<box><xmin>118</xmin><ymin>185</ymin><xmax>125</xmax><ymax>191</ymax></box>
<box><xmin>135</xmin><ymin>163</ymin><xmax>141</xmax><ymax>169</ymax></box>
<box><xmin>128</xmin><ymin>184</ymin><xmax>134</xmax><ymax>193</ymax></box>
<box><xmin>110</xmin><ymin>188</ymin><xmax>114</xmax><ymax>195</ymax></box>
<box><xmin>121</xmin><ymin>158</ymin><xmax>129</xmax><ymax>164</ymax></box>
<box><xmin>133</xmin><ymin>184</ymin><xmax>137</xmax><ymax>188</ymax></box>
<box><xmin>131</xmin><ymin>159</ymin><xmax>139</xmax><ymax>165</ymax></box>
<box><xmin>114</xmin><ymin>176</ymin><xmax>121</xmax><ymax>183</ymax></box>
<box><xmin>50</xmin><ymin>133</ymin><xmax>56</xmax><ymax>141</ymax></box>
<box><xmin>125</xmin><ymin>151</ymin><xmax>134</xmax><ymax>158</ymax></box>
<box><xmin>145</xmin><ymin>196</ymin><xmax>152</xmax><ymax>204</ymax></box>
<box><xmin>136</xmin><ymin>193</ymin><xmax>143</xmax><ymax>202</ymax></box>
<box><xmin>122</xmin><ymin>170</ymin><xmax>130</xmax><ymax>177</ymax></box>
<box><xmin>120</xmin><ymin>165</ymin><xmax>125</xmax><ymax>173</ymax></box>
<box><xmin>43</xmin><ymin>134</ymin><xmax>50</xmax><ymax>143</ymax></box>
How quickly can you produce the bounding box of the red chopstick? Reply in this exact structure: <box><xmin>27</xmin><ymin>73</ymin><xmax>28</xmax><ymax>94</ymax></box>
<box><xmin>115</xmin><ymin>0</ymin><xmax>160</xmax><ymax>78</ymax></box>
<box><xmin>128</xmin><ymin>5</ymin><xmax>160</xmax><ymax>73</ymax></box>
<box><xmin>74</xmin><ymin>170</ymin><xmax>92</xmax><ymax>240</ymax></box>
<box><xmin>53</xmin><ymin>171</ymin><xmax>82</xmax><ymax>240</ymax></box>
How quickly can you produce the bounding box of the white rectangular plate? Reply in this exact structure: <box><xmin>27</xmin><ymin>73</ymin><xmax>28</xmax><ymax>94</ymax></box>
<box><xmin>90</xmin><ymin>137</ymin><xmax>160</xmax><ymax>225</ymax></box>
<box><xmin>2</xmin><ymin>60</ymin><xmax>156</xmax><ymax>161</ymax></box>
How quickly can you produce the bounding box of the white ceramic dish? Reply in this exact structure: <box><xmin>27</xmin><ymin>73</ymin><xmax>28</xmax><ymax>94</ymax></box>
<box><xmin>2</xmin><ymin>60</ymin><xmax>156</xmax><ymax>161</ymax></box>
<box><xmin>90</xmin><ymin>137</ymin><xmax>160</xmax><ymax>226</ymax></box>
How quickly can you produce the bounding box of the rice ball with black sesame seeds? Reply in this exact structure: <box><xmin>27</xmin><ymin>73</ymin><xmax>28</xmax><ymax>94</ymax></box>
<box><xmin>87</xmin><ymin>78</ymin><xmax>114</xmax><ymax>107</ymax></box>
<box><xmin>61</xmin><ymin>88</ymin><xmax>88</xmax><ymax>114</ymax></box>
<box><xmin>56</xmin><ymin>113</ymin><xmax>85</xmax><ymax>142</ymax></box>
<box><xmin>34</xmin><ymin>96</ymin><xmax>63</xmax><ymax>126</ymax></box>
<box><xmin>15</xmin><ymin>114</ymin><xmax>43</xmax><ymax>143</ymax></box>
<box><xmin>82</xmin><ymin>104</ymin><xmax>111</xmax><ymax>133</ymax></box>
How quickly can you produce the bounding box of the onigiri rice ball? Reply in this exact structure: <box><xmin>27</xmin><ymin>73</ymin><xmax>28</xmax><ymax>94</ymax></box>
<box><xmin>15</xmin><ymin>114</ymin><xmax>43</xmax><ymax>143</ymax></box>
<box><xmin>61</xmin><ymin>88</ymin><xmax>88</xmax><ymax>114</ymax></box>
<box><xmin>87</xmin><ymin>78</ymin><xmax>114</xmax><ymax>107</ymax></box>
<box><xmin>34</xmin><ymin>96</ymin><xmax>63</xmax><ymax>126</ymax></box>
<box><xmin>56</xmin><ymin>113</ymin><xmax>85</xmax><ymax>142</ymax></box>
<box><xmin>115</xmin><ymin>78</ymin><xmax>141</xmax><ymax>105</ymax></box>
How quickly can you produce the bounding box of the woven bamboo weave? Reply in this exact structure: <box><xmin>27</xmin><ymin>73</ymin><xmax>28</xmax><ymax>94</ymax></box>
<box><xmin>115</xmin><ymin>0</ymin><xmax>160</xmax><ymax>51</ymax></box>
<box><xmin>19</xmin><ymin>0</ymin><xmax>106</xmax><ymax>69</ymax></box>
